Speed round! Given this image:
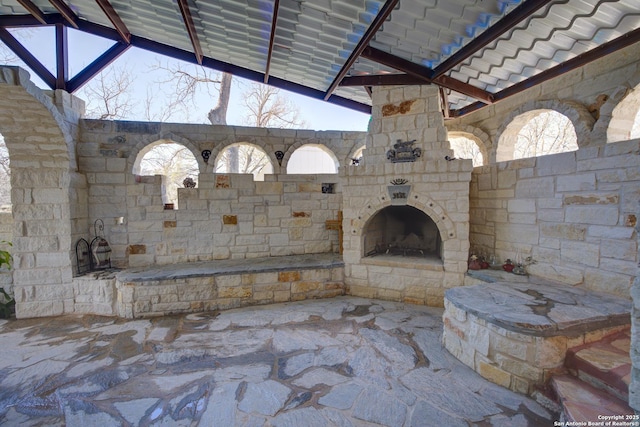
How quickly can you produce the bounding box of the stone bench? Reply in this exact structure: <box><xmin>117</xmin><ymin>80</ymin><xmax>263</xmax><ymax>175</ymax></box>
<box><xmin>442</xmin><ymin>278</ymin><xmax>631</xmax><ymax>396</ymax></box>
<box><xmin>114</xmin><ymin>253</ymin><xmax>345</xmax><ymax>318</ymax></box>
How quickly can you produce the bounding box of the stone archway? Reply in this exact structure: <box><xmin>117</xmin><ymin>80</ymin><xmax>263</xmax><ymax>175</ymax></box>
<box><xmin>0</xmin><ymin>67</ymin><xmax>78</xmax><ymax>318</ymax></box>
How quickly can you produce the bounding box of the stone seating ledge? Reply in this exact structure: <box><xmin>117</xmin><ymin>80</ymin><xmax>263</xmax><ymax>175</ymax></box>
<box><xmin>443</xmin><ymin>274</ymin><xmax>631</xmax><ymax>397</ymax></box>
<box><xmin>113</xmin><ymin>253</ymin><xmax>346</xmax><ymax>319</ymax></box>
<box><xmin>116</xmin><ymin>253</ymin><xmax>344</xmax><ymax>283</ymax></box>
<box><xmin>445</xmin><ymin>279</ymin><xmax>631</xmax><ymax>337</ymax></box>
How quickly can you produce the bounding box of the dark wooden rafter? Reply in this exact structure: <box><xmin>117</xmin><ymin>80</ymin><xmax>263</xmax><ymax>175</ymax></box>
<box><xmin>55</xmin><ymin>23</ymin><xmax>68</xmax><ymax>90</ymax></box>
<box><xmin>323</xmin><ymin>0</ymin><xmax>400</xmax><ymax>101</ymax></box>
<box><xmin>47</xmin><ymin>0</ymin><xmax>78</xmax><ymax>28</ymax></box>
<box><xmin>176</xmin><ymin>0</ymin><xmax>203</xmax><ymax>64</ymax></box>
<box><xmin>439</xmin><ymin>87</ymin><xmax>450</xmax><ymax>118</ymax></box>
<box><xmin>263</xmin><ymin>0</ymin><xmax>280</xmax><ymax>84</ymax></box>
<box><xmin>361</xmin><ymin>46</ymin><xmax>494</xmax><ymax>104</ymax></box>
<box><xmin>67</xmin><ymin>42</ymin><xmax>130</xmax><ymax>92</ymax></box>
<box><xmin>452</xmin><ymin>26</ymin><xmax>640</xmax><ymax>117</ymax></box>
<box><xmin>432</xmin><ymin>0</ymin><xmax>556</xmax><ymax>78</ymax></box>
<box><xmin>95</xmin><ymin>0</ymin><xmax>131</xmax><ymax>43</ymax></box>
<box><xmin>340</xmin><ymin>74</ymin><xmax>426</xmax><ymax>86</ymax></box>
<box><xmin>0</xmin><ymin>26</ymin><xmax>56</xmax><ymax>88</ymax></box>
<box><xmin>16</xmin><ymin>0</ymin><xmax>47</xmax><ymax>25</ymax></box>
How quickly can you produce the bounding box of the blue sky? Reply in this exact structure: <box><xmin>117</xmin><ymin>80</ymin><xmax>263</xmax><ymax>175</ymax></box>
<box><xmin>2</xmin><ymin>27</ymin><xmax>372</xmax><ymax>131</ymax></box>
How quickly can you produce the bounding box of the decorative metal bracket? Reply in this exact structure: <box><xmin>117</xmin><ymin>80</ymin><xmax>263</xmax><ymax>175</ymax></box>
<box><xmin>275</xmin><ymin>150</ymin><xmax>285</xmax><ymax>166</ymax></box>
<box><xmin>201</xmin><ymin>150</ymin><xmax>211</xmax><ymax>163</ymax></box>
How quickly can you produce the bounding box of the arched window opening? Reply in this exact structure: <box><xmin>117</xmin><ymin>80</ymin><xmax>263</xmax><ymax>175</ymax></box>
<box><xmin>215</xmin><ymin>143</ymin><xmax>273</xmax><ymax>181</ymax></box>
<box><xmin>0</xmin><ymin>134</ymin><xmax>10</xmax><ymax>209</ymax></box>
<box><xmin>286</xmin><ymin>145</ymin><xmax>338</xmax><ymax>174</ymax></box>
<box><xmin>513</xmin><ymin>110</ymin><xmax>578</xmax><ymax>159</ymax></box>
<box><xmin>449</xmin><ymin>135</ymin><xmax>483</xmax><ymax>167</ymax></box>
<box><xmin>136</xmin><ymin>142</ymin><xmax>198</xmax><ymax>208</ymax></box>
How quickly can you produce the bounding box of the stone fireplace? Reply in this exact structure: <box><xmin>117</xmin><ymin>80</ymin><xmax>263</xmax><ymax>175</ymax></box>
<box><xmin>341</xmin><ymin>85</ymin><xmax>472</xmax><ymax>306</ymax></box>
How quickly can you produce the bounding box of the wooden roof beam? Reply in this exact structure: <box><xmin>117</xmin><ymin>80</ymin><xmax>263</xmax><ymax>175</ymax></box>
<box><xmin>263</xmin><ymin>0</ymin><xmax>280</xmax><ymax>83</ymax></box>
<box><xmin>176</xmin><ymin>0</ymin><xmax>203</xmax><ymax>64</ymax></box>
<box><xmin>96</xmin><ymin>0</ymin><xmax>131</xmax><ymax>43</ymax></box>
<box><xmin>47</xmin><ymin>0</ymin><xmax>78</xmax><ymax>28</ymax></box>
<box><xmin>16</xmin><ymin>0</ymin><xmax>47</xmax><ymax>25</ymax></box>
<box><xmin>324</xmin><ymin>0</ymin><xmax>399</xmax><ymax>100</ymax></box>
<box><xmin>361</xmin><ymin>46</ymin><xmax>494</xmax><ymax>104</ymax></box>
<box><xmin>340</xmin><ymin>74</ymin><xmax>426</xmax><ymax>86</ymax></box>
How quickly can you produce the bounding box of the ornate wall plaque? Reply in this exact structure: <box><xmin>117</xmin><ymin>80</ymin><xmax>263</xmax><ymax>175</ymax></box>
<box><xmin>386</xmin><ymin>139</ymin><xmax>421</xmax><ymax>163</ymax></box>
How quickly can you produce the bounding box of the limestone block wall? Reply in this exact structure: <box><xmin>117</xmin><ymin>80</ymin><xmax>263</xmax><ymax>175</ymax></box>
<box><xmin>78</xmin><ymin>121</ymin><xmax>364</xmax><ymax>268</ymax></box>
<box><xmin>119</xmin><ymin>172</ymin><xmax>342</xmax><ymax>267</ymax></box>
<box><xmin>469</xmin><ymin>139</ymin><xmax>639</xmax><ymax>297</ymax></box>
<box><xmin>630</xmin><ymin>198</ymin><xmax>640</xmax><ymax>412</ymax></box>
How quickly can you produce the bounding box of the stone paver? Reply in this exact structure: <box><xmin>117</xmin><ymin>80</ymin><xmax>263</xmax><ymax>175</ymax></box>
<box><xmin>0</xmin><ymin>297</ymin><xmax>556</xmax><ymax>426</ymax></box>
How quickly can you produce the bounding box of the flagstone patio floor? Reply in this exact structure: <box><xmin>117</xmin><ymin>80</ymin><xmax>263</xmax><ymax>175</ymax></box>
<box><xmin>0</xmin><ymin>296</ymin><xmax>556</xmax><ymax>426</ymax></box>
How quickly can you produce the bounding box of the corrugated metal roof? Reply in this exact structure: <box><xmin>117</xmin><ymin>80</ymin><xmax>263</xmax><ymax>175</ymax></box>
<box><xmin>1</xmin><ymin>0</ymin><xmax>639</xmax><ymax>113</ymax></box>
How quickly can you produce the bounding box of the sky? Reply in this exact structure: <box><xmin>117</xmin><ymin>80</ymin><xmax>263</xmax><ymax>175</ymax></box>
<box><xmin>1</xmin><ymin>27</ymin><xmax>372</xmax><ymax>132</ymax></box>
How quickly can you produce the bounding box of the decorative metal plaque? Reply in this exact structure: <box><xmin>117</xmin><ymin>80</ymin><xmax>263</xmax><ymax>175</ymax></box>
<box><xmin>386</xmin><ymin>139</ymin><xmax>421</xmax><ymax>163</ymax></box>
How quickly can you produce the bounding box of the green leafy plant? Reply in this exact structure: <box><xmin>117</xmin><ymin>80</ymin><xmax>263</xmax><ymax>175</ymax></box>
<box><xmin>0</xmin><ymin>241</ymin><xmax>13</xmax><ymax>319</ymax></box>
<box><xmin>0</xmin><ymin>240</ymin><xmax>11</xmax><ymax>269</ymax></box>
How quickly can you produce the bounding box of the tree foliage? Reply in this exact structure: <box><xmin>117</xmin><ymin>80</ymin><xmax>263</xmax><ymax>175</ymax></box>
<box><xmin>139</xmin><ymin>143</ymin><xmax>198</xmax><ymax>206</ymax></box>
<box><xmin>242</xmin><ymin>84</ymin><xmax>306</xmax><ymax>128</ymax></box>
<box><xmin>81</xmin><ymin>65</ymin><xmax>136</xmax><ymax>120</ymax></box>
<box><xmin>514</xmin><ymin>111</ymin><xmax>578</xmax><ymax>159</ymax></box>
<box><xmin>449</xmin><ymin>136</ymin><xmax>483</xmax><ymax>167</ymax></box>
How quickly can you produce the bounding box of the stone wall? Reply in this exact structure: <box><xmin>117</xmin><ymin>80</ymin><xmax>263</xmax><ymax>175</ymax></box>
<box><xmin>78</xmin><ymin>121</ymin><xmax>365</xmax><ymax>268</ymax></box>
<box><xmin>469</xmin><ymin>139</ymin><xmax>639</xmax><ymax>298</ymax></box>
<box><xmin>630</xmin><ymin>198</ymin><xmax>640</xmax><ymax>413</ymax></box>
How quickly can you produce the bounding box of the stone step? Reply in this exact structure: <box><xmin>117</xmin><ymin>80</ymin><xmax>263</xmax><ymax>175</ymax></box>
<box><xmin>551</xmin><ymin>375</ymin><xmax>634</xmax><ymax>423</ymax></box>
<box><xmin>565</xmin><ymin>329</ymin><xmax>631</xmax><ymax>402</ymax></box>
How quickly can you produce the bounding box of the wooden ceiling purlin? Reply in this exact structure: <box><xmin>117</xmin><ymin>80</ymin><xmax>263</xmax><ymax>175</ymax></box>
<box><xmin>0</xmin><ymin>26</ymin><xmax>56</xmax><ymax>89</ymax></box>
<box><xmin>432</xmin><ymin>0</ymin><xmax>557</xmax><ymax>79</ymax></box>
<box><xmin>47</xmin><ymin>0</ymin><xmax>78</xmax><ymax>28</ymax></box>
<box><xmin>263</xmin><ymin>0</ymin><xmax>280</xmax><ymax>84</ymax></box>
<box><xmin>323</xmin><ymin>0</ymin><xmax>400</xmax><ymax>101</ymax></box>
<box><xmin>55</xmin><ymin>23</ymin><xmax>68</xmax><ymax>90</ymax></box>
<box><xmin>176</xmin><ymin>0</ymin><xmax>203</xmax><ymax>65</ymax></box>
<box><xmin>361</xmin><ymin>46</ymin><xmax>494</xmax><ymax>104</ymax></box>
<box><xmin>96</xmin><ymin>0</ymin><xmax>131</xmax><ymax>44</ymax></box>
<box><xmin>16</xmin><ymin>0</ymin><xmax>47</xmax><ymax>25</ymax></box>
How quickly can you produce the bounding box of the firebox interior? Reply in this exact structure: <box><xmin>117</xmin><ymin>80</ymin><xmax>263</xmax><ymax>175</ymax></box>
<box><xmin>363</xmin><ymin>206</ymin><xmax>442</xmax><ymax>259</ymax></box>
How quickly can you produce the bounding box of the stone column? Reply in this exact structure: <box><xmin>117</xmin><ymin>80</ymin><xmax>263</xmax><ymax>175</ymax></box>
<box><xmin>630</xmin><ymin>198</ymin><xmax>640</xmax><ymax>412</ymax></box>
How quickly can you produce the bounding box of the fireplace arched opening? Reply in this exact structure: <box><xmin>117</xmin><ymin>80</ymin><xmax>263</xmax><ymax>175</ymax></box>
<box><xmin>362</xmin><ymin>206</ymin><xmax>442</xmax><ymax>261</ymax></box>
